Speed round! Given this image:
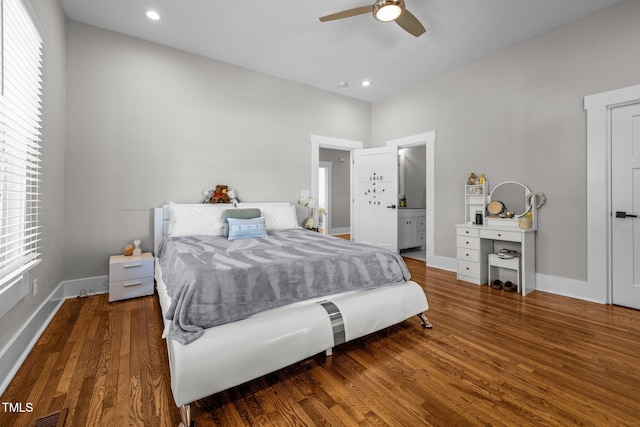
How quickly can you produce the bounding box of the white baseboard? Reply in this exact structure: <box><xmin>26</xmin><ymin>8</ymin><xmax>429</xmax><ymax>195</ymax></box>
<box><xmin>0</xmin><ymin>275</ymin><xmax>109</xmax><ymax>396</ymax></box>
<box><xmin>424</xmin><ymin>255</ymin><xmax>606</xmax><ymax>304</ymax></box>
<box><xmin>62</xmin><ymin>275</ymin><xmax>109</xmax><ymax>298</ymax></box>
<box><xmin>534</xmin><ymin>273</ymin><xmax>604</xmax><ymax>303</ymax></box>
<box><xmin>0</xmin><ymin>282</ymin><xmax>65</xmax><ymax>396</ymax></box>
<box><xmin>427</xmin><ymin>255</ymin><xmax>457</xmax><ymax>272</ymax></box>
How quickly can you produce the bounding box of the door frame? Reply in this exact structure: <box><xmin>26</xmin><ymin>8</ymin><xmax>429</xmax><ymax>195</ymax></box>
<box><xmin>310</xmin><ymin>135</ymin><xmax>364</xmax><ymax>235</ymax></box>
<box><xmin>386</xmin><ymin>131</ymin><xmax>436</xmax><ymax>266</ymax></box>
<box><xmin>318</xmin><ymin>161</ymin><xmax>332</xmax><ymax>234</ymax></box>
<box><xmin>585</xmin><ymin>83</ymin><xmax>640</xmax><ymax>304</ymax></box>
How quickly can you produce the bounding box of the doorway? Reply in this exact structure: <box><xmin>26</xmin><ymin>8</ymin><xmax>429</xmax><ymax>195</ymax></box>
<box><xmin>318</xmin><ymin>161</ymin><xmax>332</xmax><ymax>234</ymax></box>
<box><xmin>386</xmin><ymin>132</ymin><xmax>436</xmax><ymax>266</ymax></box>
<box><xmin>310</xmin><ymin>135</ymin><xmax>363</xmax><ymax>238</ymax></box>
<box><xmin>397</xmin><ymin>146</ymin><xmax>427</xmax><ymax>261</ymax></box>
<box><xmin>310</xmin><ymin>132</ymin><xmax>436</xmax><ymax>263</ymax></box>
<box><xmin>585</xmin><ymin>83</ymin><xmax>640</xmax><ymax>305</ymax></box>
<box><xmin>611</xmin><ymin>102</ymin><xmax>640</xmax><ymax>309</ymax></box>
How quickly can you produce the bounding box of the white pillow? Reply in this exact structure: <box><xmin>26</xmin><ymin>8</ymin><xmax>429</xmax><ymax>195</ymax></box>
<box><xmin>167</xmin><ymin>203</ymin><xmax>228</xmax><ymax>236</ymax></box>
<box><xmin>237</xmin><ymin>203</ymin><xmax>300</xmax><ymax>230</ymax></box>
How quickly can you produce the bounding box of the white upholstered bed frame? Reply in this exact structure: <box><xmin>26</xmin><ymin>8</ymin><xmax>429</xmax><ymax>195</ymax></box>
<box><xmin>153</xmin><ymin>204</ymin><xmax>430</xmax><ymax>427</ymax></box>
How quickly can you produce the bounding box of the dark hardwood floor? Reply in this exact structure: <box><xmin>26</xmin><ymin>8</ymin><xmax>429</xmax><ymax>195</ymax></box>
<box><xmin>2</xmin><ymin>258</ymin><xmax>640</xmax><ymax>426</ymax></box>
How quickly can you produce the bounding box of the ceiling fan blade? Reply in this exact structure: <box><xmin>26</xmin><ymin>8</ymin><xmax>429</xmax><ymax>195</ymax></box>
<box><xmin>395</xmin><ymin>9</ymin><xmax>426</xmax><ymax>37</ymax></box>
<box><xmin>319</xmin><ymin>6</ymin><xmax>373</xmax><ymax>22</ymax></box>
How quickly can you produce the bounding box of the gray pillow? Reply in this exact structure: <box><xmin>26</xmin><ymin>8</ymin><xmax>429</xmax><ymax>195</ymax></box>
<box><xmin>222</xmin><ymin>208</ymin><xmax>261</xmax><ymax>237</ymax></box>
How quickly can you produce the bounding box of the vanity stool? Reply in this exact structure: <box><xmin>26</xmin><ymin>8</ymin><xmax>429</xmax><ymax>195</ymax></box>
<box><xmin>488</xmin><ymin>253</ymin><xmax>520</xmax><ymax>292</ymax></box>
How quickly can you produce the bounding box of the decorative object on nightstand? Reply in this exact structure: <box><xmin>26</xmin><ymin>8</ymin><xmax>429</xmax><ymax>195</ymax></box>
<box><xmin>123</xmin><ymin>243</ymin><xmax>134</xmax><ymax>256</ymax></box>
<box><xmin>108</xmin><ymin>252</ymin><xmax>154</xmax><ymax>302</ymax></box>
<box><xmin>133</xmin><ymin>239</ymin><xmax>142</xmax><ymax>256</ymax></box>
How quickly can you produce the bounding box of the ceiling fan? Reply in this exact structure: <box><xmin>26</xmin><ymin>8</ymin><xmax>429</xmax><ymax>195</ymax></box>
<box><xmin>319</xmin><ymin>0</ymin><xmax>426</xmax><ymax>37</ymax></box>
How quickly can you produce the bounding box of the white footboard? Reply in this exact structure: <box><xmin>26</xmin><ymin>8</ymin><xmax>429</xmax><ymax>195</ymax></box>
<box><xmin>167</xmin><ymin>280</ymin><xmax>428</xmax><ymax>407</ymax></box>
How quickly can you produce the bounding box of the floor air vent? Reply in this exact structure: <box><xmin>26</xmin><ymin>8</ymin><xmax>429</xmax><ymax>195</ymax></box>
<box><xmin>34</xmin><ymin>408</ymin><xmax>67</xmax><ymax>427</ymax></box>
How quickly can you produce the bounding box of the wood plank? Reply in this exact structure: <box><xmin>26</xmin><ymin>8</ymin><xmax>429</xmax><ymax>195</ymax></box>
<box><xmin>2</xmin><ymin>260</ymin><xmax>640</xmax><ymax>426</ymax></box>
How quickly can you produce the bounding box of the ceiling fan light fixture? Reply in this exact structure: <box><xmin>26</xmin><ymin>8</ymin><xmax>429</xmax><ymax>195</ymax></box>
<box><xmin>373</xmin><ymin>0</ymin><xmax>404</xmax><ymax>22</ymax></box>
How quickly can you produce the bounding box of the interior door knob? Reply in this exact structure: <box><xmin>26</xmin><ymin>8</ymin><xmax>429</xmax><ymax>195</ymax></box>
<box><xmin>616</xmin><ymin>211</ymin><xmax>638</xmax><ymax>218</ymax></box>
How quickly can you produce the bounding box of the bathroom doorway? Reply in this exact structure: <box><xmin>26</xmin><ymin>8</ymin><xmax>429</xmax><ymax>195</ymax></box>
<box><xmin>319</xmin><ymin>149</ymin><xmax>351</xmax><ymax>235</ymax></box>
<box><xmin>398</xmin><ymin>145</ymin><xmax>427</xmax><ymax>261</ymax></box>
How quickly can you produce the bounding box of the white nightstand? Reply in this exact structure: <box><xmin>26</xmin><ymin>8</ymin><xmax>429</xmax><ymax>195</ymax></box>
<box><xmin>108</xmin><ymin>252</ymin><xmax>154</xmax><ymax>302</ymax></box>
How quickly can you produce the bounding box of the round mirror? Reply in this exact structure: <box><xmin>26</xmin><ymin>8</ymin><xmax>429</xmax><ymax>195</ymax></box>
<box><xmin>488</xmin><ymin>181</ymin><xmax>532</xmax><ymax>218</ymax></box>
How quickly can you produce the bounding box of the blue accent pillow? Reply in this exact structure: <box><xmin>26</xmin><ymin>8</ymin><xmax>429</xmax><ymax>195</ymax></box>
<box><xmin>227</xmin><ymin>217</ymin><xmax>268</xmax><ymax>240</ymax></box>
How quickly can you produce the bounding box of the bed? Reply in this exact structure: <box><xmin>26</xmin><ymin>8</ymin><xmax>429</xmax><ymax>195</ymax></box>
<box><xmin>153</xmin><ymin>202</ymin><xmax>430</xmax><ymax>427</ymax></box>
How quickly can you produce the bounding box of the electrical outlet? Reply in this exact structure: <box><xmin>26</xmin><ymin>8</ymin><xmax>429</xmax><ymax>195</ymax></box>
<box><xmin>32</xmin><ymin>279</ymin><xmax>37</xmax><ymax>297</ymax></box>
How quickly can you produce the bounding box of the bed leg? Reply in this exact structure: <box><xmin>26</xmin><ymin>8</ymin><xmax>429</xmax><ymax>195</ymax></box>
<box><xmin>417</xmin><ymin>313</ymin><xmax>433</xmax><ymax>329</ymax></box>
<box><xmin>178</xmin><ymin>404</ymin><xmax>194</xmax><ymax>427</ymax></box>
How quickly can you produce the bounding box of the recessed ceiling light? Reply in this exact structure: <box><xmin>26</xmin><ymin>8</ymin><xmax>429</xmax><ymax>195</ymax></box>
<box><xmin>144</xmin><ymin>9</ymin><xmax>162</xmax><ymax>21</ymax></box>
<box><xmin>361</xmin><ymin>80</ymin><xmax>372</xmax><ymax>87</ymax></box>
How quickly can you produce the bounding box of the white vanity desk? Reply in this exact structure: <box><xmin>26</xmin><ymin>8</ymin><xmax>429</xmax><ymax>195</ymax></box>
<box><xmin>456</xmin><ymin>223</ymin><xmax>536</xmax><ymax>295</ymax></box>
<box><xmin>456</xmin><ymin>179</ymin><xmax>543</xmax><ymax>296</ymax></box>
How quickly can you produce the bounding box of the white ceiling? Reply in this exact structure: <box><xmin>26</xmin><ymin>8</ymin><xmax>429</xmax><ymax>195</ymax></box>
<box><xmin>60</xmin><ymin>0</ymin><xmax>624</xmax><ymax>103</ymax></box>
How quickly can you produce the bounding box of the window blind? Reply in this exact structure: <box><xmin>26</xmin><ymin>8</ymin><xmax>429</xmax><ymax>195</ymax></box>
<box><xmin>0</xmin><ymin>0</ymin><xmax>43</xmax><ymax>290</ymax></box>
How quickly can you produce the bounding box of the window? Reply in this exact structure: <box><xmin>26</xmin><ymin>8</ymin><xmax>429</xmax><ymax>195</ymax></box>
<box><xmin>0</xmin><ymin>0</ymin><xmax>43</xmax><ymax>295</ymax></box>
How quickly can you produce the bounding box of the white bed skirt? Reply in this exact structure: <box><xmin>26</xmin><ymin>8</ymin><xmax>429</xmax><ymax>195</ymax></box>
<box><xmin>155</xmin><ymin>259</ymin><xmax>428</xmax><ymax>407</ymax></box>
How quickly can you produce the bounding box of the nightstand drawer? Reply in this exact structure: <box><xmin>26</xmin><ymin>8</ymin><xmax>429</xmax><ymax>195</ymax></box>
<box><xmin>109</xmin><ymin>276</ymin><xmax>154</xmax><ymax>302</ymax></box>
<box><xmin>109</xmin><ymin>253</ymin><xmax>154</xmax><ymax>282</ymax></box>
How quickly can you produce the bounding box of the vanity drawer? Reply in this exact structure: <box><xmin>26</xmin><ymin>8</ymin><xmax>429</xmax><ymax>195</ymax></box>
<box><xmin>479</xmin><ymin>229</ymin><xmax>522</xmax><ymax>242</ymax></box>
<box><xmin>457</xmin><ymin>227</ymin><xmax>479</xmax><ymax>237</ymax></box>
<box><xmin>457</xmin><ymin>235</ymin><xmax>479</xmax><ymax>250</ymax></box>
<box><xmin>457</xmin><ymin>260</ymin><xmax>480</xmax><ymax>279</ymax></box>
<box><xmin>457</xmin><ymin>248</ymin><xmax>479</xmax><ymax>262</ymax></box>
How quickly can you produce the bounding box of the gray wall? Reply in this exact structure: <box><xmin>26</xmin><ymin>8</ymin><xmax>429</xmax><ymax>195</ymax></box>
<box><xmin>401</xmin><ymin>145</ymin><xmax>426</xmax><ymax>209</ymax></box>
<box><xmin>319</xmin><ymin>148</ymin><xmax>351</xmax><ymax>231</ymax></box>
<box><xmin>64</xmin><ymin>20</ymin><xmax>371</xmax><ymax>279</ymax></box>
<box><xmin>371</xmin><ymin>0</ymin><xmax>640</xmax><ymax>284</ymax></box>
<box><xmin>0</xmin><ymin>0</ymin><xmax>67</xmax><ymax>350</ymax></box>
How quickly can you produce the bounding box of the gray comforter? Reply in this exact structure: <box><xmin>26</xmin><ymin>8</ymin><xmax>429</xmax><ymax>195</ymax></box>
<box><xmin>158</xmin><ymin>228</ymin><xmax>411</xmax><ymax>344</ymax></box>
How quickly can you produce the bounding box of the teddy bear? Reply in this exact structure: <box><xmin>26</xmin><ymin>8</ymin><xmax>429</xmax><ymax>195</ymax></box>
<box><xmin>466</xmin><ymin>172</ymin><xmax>477</xmax><ymax>185</ymax></box>
<box><xmin>210</xmin><ymin>185</ymin><xmax>231</xmax><ymax>204</ymax></box>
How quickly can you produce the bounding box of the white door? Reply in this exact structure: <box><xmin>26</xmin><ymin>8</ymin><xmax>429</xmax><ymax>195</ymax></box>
<box><xmin>612</xmin><ymin>102</ymin><xmax>640</xmax><ymax>309</ymax></box>
<box><xmin>352</xmin><ymin>146</ymin><xmax>398</xmax><ymax>252</ymax></box>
